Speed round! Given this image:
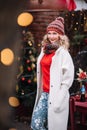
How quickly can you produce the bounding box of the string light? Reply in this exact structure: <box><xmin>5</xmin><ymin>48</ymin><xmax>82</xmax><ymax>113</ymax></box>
<box><xmin>28</xmin><ymin>41</ymin><xmax>33</xmax><ymax>46</ymax></box>
<box><xmin>74</xmin><ymin>28</ymin><xmax>77</xmax><ymax>31</ymax></box>
<box><xmin>21</xmin><ymin>90</ymin><xmax>24</xmax><ymax>95</ymax></box>
<box><xmin>72</xmin><ymin>13</ymin><xmax>75</xmax><ymax>16</ymax></box>
<box><xmin>76</xmin><ymin>22</ymin><xmax>78</xmax><ymax>25</ymax></box>
<box><xmin>29</xmin><ymin>50</ymin><xmax>32</xmax><ymax>54</ymax></box>
<box><xmin>37</xmin><ymin>43</ymin><xmax>41</xmax><ymax>47</ymax></box>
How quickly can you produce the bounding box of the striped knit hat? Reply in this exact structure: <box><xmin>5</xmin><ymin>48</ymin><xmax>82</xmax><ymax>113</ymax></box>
<box><xmin>47</xmin><ymin>17</ymin><xmax>65</xmax><ymax>35</ymax></box>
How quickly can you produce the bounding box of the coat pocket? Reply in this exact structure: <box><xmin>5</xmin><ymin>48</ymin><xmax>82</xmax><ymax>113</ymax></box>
<box><xmin>53</xmin><ymin>93</ymin><xmax>69</xmax><ymax>113</ymax></box>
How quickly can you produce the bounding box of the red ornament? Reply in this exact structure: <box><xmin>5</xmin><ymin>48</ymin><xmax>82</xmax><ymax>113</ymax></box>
<box><xmin>27</xmin><ymin>67</ymin><xmax>31</xmax><ymax>71</ymax></box>
<box><xmin>28</xmin><ymin>79</ymin><xmax>31</xmax><ymax>83</ymax></box>
<box><xmin>21</xmin><ymin>77</ymin><xmax>25</xmax><ymax>81</ymax></box>
<box><xmin>26</xmin><ymin>59</ymin><xmax>30</xmax><ymax>63</ymax></box>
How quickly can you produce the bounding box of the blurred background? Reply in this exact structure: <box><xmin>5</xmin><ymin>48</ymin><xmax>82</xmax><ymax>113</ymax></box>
<box><xmin>0</xmin><ymin>0</ymin><xmax>87</xmax><ymax>130</ymax></box>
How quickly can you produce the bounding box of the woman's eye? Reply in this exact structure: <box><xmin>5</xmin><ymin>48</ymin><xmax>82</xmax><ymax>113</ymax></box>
<box><xmin>53</xmin><ymin>33</ymin><xmax>57</xmax><ymax>35</ymax></box>
<box><xmin>47</xmin><ymin>33</ymin><xmax>51</xmax><ymax>35</ymax></box>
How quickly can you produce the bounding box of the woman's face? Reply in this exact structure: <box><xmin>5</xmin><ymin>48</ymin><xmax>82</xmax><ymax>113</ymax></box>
<box><xmin>47</xmin><ymin>30</ymin><xmax>60</xmax><ymax>44</ymax></box>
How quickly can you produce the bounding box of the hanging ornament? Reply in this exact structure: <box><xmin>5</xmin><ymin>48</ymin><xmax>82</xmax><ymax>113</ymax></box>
<box><xmin>30</xmin><ymin>55</ymin><xmax>36</xmax><ymax>62</ymax></box>
<box><xmin>26</xmin><ymin>59</ymin><xmax>30</xmax><ymax>64</ymax></box>
<box><xmin>31</xmin><ymin>63</ymin><xmax>36</xmax><ymax>69</ymax></box>
<box><xmin>21</xmin><ymin>77</ymin><xmax>25</xmax><ymax>81</ymax></box>
<box><xmin>34</xmin><ymin>77</ymin><xmax>37</xmax><ymax>82</ymax></box>
<box><xmin>28</xmin><ymin>79</ymin><xmax>31</xmax><ymax>84</ymax></box>
<box><xmin>27</xmin><ymin>67</ymin><xmax>32</xmax><ymax>71</ymax></box>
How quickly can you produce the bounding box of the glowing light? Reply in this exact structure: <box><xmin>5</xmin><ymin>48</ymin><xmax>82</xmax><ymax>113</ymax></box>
<box><xmin>9</xmin><ymin>97</ymin><xmax>20</xmax><ymax>107</ymax></box>
<box><xmin>76</xmin><ymin>22</ymin><xmax>78</xmax><ymax>25</ymax></box>
<box><xmin>74</xmin><ymin>28</ymin><xmax>77</xmax><ymax>31</ymax></box>
<box><xmin>1</xmin><ymin>48</ymin><xmax>14</xmax><ymax>66</ymax></box>
<box><xmin>17</xmin><ymin>12</ymin><xmax>33</xmax><ymax>26</ymax></box>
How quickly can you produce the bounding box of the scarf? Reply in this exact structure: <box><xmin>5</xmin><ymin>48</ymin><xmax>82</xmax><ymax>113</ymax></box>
<box><xmin>43</xmin><ymin>42</ymin><xmax>59</xmax><ymax>54</ymax></box>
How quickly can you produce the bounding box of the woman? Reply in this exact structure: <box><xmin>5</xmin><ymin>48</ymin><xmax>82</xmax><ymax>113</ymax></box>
<box><xmin>31</xmin><ymin>17</ymin><xmax>74</xmax><ymax>130</ymax></box>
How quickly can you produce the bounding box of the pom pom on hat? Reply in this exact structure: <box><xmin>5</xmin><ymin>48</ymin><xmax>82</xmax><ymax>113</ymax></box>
<box><xmin>47</xmin><ymin>17</ymin><xmax>65</xmax><ymax>35</ymax></box>
<box><xmin>56</xmin><ymin>17</ymin><xmax>64</xmax><ymax>24</ymax></box>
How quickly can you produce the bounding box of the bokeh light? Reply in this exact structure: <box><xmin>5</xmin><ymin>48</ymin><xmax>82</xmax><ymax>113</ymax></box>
<box><xmin>1</xmin><ymin>48</ymin><xmax>14</xmax><ymax>66</ymax></box>
<box><xmin>9</xmin><ymin>96</ymin><xmax>20</xmax><ymax>107</ymax></box>
<box><xmin>17</xmin><ymin>12</ymin><xmax>33</xmax><ymax>26</ymax></box>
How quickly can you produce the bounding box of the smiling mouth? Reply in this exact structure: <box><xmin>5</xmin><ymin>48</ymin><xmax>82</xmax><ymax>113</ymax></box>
<box><xmin>50</xmin><ymin>40</ymin><xmax>56</xmax><ymax>43</ymax></box>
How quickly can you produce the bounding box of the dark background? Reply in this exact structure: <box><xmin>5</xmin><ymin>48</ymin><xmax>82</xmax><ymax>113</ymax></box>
<box><xmin>0</xmin><ymin>0</ymin><xmax>29</xmax><ymax>129</ymax></box>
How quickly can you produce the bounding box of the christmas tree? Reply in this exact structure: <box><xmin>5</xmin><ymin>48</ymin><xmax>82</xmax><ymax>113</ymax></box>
<box><xmin>16</xmin><ymin>30</ymin><xmax>37</xmax><ymax>108</ymax></box>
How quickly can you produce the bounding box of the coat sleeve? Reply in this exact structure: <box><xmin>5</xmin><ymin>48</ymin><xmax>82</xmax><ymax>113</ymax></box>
<box><xmin>61</xmin><ymin>50</ymin><xmax>74</xmax><ymax>89</ymax></box>
<box><xmin>55</xmin><ymin>50</ymin><xmax>74</xmax><ymax>111</ymax></box>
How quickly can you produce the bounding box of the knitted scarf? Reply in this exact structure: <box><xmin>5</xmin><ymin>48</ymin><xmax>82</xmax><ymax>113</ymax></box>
<box><xmin>43</xmin><ymin>42</ymin><xmax>59</xmax><ymax>54</ymax></box>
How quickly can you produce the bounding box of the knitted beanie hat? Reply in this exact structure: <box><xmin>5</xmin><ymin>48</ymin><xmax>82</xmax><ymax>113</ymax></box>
<box><xmin>47</xmin><ymin>17</ymin><xmax>65</xmax><ymax>35</ymax></box>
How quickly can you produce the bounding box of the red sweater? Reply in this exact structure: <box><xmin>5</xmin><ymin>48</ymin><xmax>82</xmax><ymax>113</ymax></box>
<box><xmin>40</xmin><ymin>52</ymin><xmax>55</xmax><ymax>93</ymax></box>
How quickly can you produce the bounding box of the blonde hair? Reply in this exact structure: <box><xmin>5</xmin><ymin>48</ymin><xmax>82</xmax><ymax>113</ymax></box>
<box><xmin>41</xmin><ymin>34</ymin><xmax>70</xmax><ymax>49</ymax></box>
<box><xmin>41</xmin><ymin>35</ymin><xmax>48</xmax><ymax>47</ymax></box>
<box><xmin>59</xmin><ymin>35</ymin><xmax>70</xmax><ymax>49</ymax></box>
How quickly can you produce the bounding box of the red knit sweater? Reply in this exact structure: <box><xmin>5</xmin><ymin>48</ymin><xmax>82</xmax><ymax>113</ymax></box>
<box><xmin>40</xmin><ymin>52</ymin><xmax>55</xmax><ymax>93</ymax></box>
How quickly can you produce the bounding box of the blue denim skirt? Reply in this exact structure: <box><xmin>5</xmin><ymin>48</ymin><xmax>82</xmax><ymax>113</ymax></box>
<box><xmin>31</xmin><ymin>92</ymin><xmax>49</xmax><ymax>130</ymax></box>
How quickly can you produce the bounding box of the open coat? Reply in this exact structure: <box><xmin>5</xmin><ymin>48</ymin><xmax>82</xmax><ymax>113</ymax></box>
<box><xmin>33</xmin><ymin>46</ymin><xmax>74</xmax><ymax>130</ymax></box>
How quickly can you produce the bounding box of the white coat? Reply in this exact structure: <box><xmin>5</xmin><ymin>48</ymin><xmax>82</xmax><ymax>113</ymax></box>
<box><xmin>33</xmin><ymin>46</ymin><xmax>74</xmax><ymax>130</ymax></box>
